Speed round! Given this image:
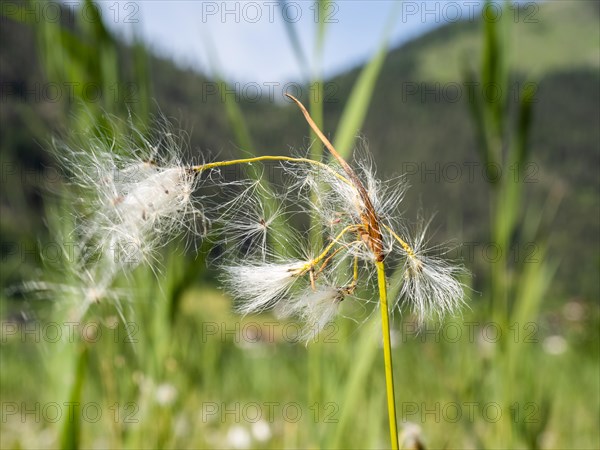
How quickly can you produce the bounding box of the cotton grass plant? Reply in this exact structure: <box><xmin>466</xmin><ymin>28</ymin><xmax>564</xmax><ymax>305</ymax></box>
<box><xmin>31</xmin><ymin>95</ymin><xmax>466</xmax><ymax>449</ymax></box>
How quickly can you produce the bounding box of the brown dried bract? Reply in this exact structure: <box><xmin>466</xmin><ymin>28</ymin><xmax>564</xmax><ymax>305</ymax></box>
<box><xmin>285</xmin><ymin>93</ymin><xmax>385</xmax><ymax>262</ymax></box>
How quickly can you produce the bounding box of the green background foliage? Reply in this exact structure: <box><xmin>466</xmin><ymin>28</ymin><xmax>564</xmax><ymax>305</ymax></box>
<box><xmin>1</xmin><ymin>1</ymin><xmax>598</xmax><ymax>449</ymax></box>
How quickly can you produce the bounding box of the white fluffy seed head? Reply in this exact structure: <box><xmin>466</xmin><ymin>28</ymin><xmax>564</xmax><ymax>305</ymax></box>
<box><xmin>284</xmin><ymin>151</ymin><xmax>407</xmax><ymax>263</ymax></box>
<box><xmin>399</xmin><ymin>254</ymin><xmax>466</xmax><ymax>323</ymax></box>
<box><xmin>42</xmin><ymin>123</ymin><xmax>467</xmax><ymax>338</ymax></box>
<box><xmin>354</xmin><ymin>155</ymin><xmax>408</xmax><ymax>224</ymax></box>
<box><xmin>393</xmin><ymin>222</ymin><xmax>467</xmax><ymax>323</ymax></box>
<box><xmin>222</xmin><ymin>260</ymin><xmax>308</xmax><ymax>315</ymax></box>
<box><xmin>276</xmin><ymin>285</ymin><xmax>343</xmax><ymax>342</ymax></box>
<box><xmin>213</xmin><ymin>181</ymin><xmax>286</xmax><ymax>262</ymax></box>
<box><xmin>116</xmin><ymin>167</ymin><xmax>192</xmax><ymax>221</ymax></box>
<box><xmin>55</xmin><ymin>127</ymin><xmax>204</xmax><ymax>271</ymax></box>
<box><xmin>10</xmin><ymin>247</ymin><xmax>130</xmax><ymax>322</ymax></box>
<box><xmin>104</xmin><ymin>165</ymin><xmax>199</xmax><ymax>266</ymax></box>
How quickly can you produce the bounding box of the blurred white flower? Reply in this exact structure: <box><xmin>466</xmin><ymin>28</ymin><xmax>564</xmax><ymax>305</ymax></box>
<box><xmin>173</xmin><ymin>413</ymin><xmax>189</xmax><ymax>438</ymax></box>
<box><xmin>251</xmin><ymin>420</ymin><xmax>272</xmax><ymax>442</ymax></box>
<box><xmin>476</xmin><ymin>327</ymin><xmax>497</xmax><ymax>358</ymax></box>
<box><xmin>226</xmin><ymin>425</ymin><xmax>251</xmax><ymax>449</ymax></box>
<box><xmin>563</xmin><ymin>300</ymin><xmax>584</xmax><ymax>322</ymax></box>
<box><xmin>399</xmin><ymin>421</ymin><xmax>425</xmax><ymax>450</ymax></box>
<box><xmin>155</xmin><ymin>382</ymin><xmax>178</xmax><ymax>406</ymax></box>
<box><xmin>543</xmin><ymin>335</ymin><xmax>567</xmax><ymax>355</ymax></box>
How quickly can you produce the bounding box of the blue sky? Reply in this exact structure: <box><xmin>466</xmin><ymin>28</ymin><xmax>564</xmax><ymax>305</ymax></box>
<box><xmin>101</xmin><ymin>1</ymin><xmax>494</xmax><ymax>83</ymax></box>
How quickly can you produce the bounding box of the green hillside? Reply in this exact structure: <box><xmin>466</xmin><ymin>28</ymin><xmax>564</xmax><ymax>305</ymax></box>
<box><xmin>414</xmin><ymin>0</ymin><xmax>599</xmax><ymax>81</ymax></box>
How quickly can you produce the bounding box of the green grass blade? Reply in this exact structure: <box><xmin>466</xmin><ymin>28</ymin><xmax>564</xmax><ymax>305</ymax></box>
<box><xmin>202</xmin><ymin>33</ymin><xmax>254</xmax><ymax>152</ymax></box>
<box><xmin>219</xmin><ymin>80</ymin><xmax>255</xmax><ymax>152</ymax></box>
<box><xmin>278</xmin><ymin>0</ymin><xmax>310</xmax><ymax>80</ymax></box>
<box><xmin>333</xmin><ymin>3</ymin><xmax>400</xmax><ymax>158</ymax></box>
<box><xmin>329</xmin><ymin>319</ymin><xmax>380</xmax><ymax>448</ymax></box>
<box><xmin>59</xmin><ymin>345</ymin><xmax>88</xmax><ymax>450</ymax></box>
<box><xmin>515</xmin><ymin>81</ymin><xmax>536</xmax><ymax>167</ymax></box>
<box><xmin>314</xmin><ymin>0</ymin><xmax>331</xmax><ymax>65</ymax></box>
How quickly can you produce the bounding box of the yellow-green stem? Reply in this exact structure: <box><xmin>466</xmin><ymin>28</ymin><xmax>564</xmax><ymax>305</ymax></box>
<box><xmin>303</xmin><ymin>224</ymin><xmax>361</xmax><ymax>272</ymax></box>
<box><xmin>383</xmin><ymin>223</ymin><xmax>416</xmax><ymax>258</ymax></box>
<box><xmin>191</xmin><ymin>155</ymin><xmax>351</xmax><ymax>185</ymax></box>
<box><xmin>376</xmin><ymin>260</ymin><xmax>399</xmax><ymax>450</ymax></box>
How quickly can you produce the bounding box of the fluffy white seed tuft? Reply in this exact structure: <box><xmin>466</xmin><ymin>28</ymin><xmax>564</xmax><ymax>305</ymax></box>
<box><xmin>102</xmin><ymin>165</ymin><xmax>199</xmax><ymax>267</ymax></box>
<box><xmin>393</xmin><ymin>222</ymin><xmax>467</xmax><ymax>323</ymax></box>
<box><xmin>222</xmin><ymin>260</ymin><xmax>308</xmax><ymax>315</ymax></box>
<box><xmin>399</xmin><ymin>254</ymin><xmax>466</xmax><ymax>323</ymax></box>
<box><xmin>276</xmin><ymin>285</ymin><xmax>343</xmax><ymax>342</ymax></box>
<box><xmin>56</xmin><ymin>133</ymin><xmax>203</xmax><ymax>271</ymax></box>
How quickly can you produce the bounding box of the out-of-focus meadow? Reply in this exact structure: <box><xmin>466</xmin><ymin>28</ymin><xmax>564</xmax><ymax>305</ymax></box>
<box><xmin>1</xmin><ymin>1</ymin><xmax>598</xmax><ymax>449</ymax></box>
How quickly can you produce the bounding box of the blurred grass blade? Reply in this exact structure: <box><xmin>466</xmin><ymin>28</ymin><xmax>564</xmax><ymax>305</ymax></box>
<box><xmin>481</xmin><ymin>0</ymin><xmax>502</xmax><ymax>133</ymax></box>
<box><xmin>329</xmin><ymin>319</ymin><xmax>380</xmax><ymax>447</ymax></box>
<box><xmin>333</xmin><ymin>2</ymin><xmax>400</xmax><ymax>158</ymax></box>
<box><xmin>59</xmin><ymin>345</ymin><xmax>88</xmax><ymax>450</ymax></box>
<box><xmin>314</xmin><ymin>0</ymin><xmax>331</xmax><ymax>71</ymax></box>
<box><xmin>202</xmin><ymin>32</ymin><xmax>254</xmax><ymax>151</ymax></box>
<box><xmin>512</xmin><ymin>248</ymin><xmax>557</xmax><ymax>331</ymax></box>
<box><xmin>279</xmin><ymin>0</ymin><xmax>310</xmax><ymax>80</ymax></box>
<box><xmin>131</xmin><ymin>36</ymin><xmax>152</xmax><ymax>128</ymax></box>
<box><xmin>462</xmin><ymin>65</ymin><xmax>494</xmax><ymax>169</ymax></box>
<box><xmin>515</xmin><ymin>81</ymin><xmax>536</xmax><ymax>167</ymax></box>
<box><xmin>218</xmin><ymin>80</ymin><xmax>255</xmax><ymax>151</ymax></box>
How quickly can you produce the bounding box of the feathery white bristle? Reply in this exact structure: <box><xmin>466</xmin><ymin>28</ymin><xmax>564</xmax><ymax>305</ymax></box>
<box><xmin>60</xmin><ymin>137</ymin><xmax>203</xmax><ymax>270</ymax></box>
<box><xmin>222</xmin><ymin>260</ymin><xmax>308</xmax><ymax>314</ymax></box>
<box><xmin>215</xmin><ymin>181</ymin><xmax>286</xmax><ymax>262</ymax></box>
<box><xmin>392</xmin><ymin>222</ymin><xmax>466</xmax><ymax>323</ymax></box>
<box><xmin>400</xmin><ymin>254</ymin><xmax>466</xmax><ymax>323</ymax></box>
<box><xmin>276</xmin><ymin>285</ymin><xmax>343</xmax><ymax>341</ymax></box>
<box><xmin>104</xmin><ymin>165</ymin><xmax>198</xmax><ymax>265</ymax></box>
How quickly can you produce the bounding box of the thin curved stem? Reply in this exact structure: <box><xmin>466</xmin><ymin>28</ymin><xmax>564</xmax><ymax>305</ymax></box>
<box><xmin>382</xmin><ymin>223</ymin><xmax>416</xmax><ymax>258</ymax></box>
<box><xmin>302</xmin><ymin>224</ymin><xmax>362</xmax><ymax>273</ymax></box>
<box><xmin>191</xmin><ymin>155</ymin><xmax>352</xmax><ymax>185</ymax></box>
<box><xmin>376</xmin><ymin>260</ymin><xmax>399</xmax><ymax>450</ymax></box>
